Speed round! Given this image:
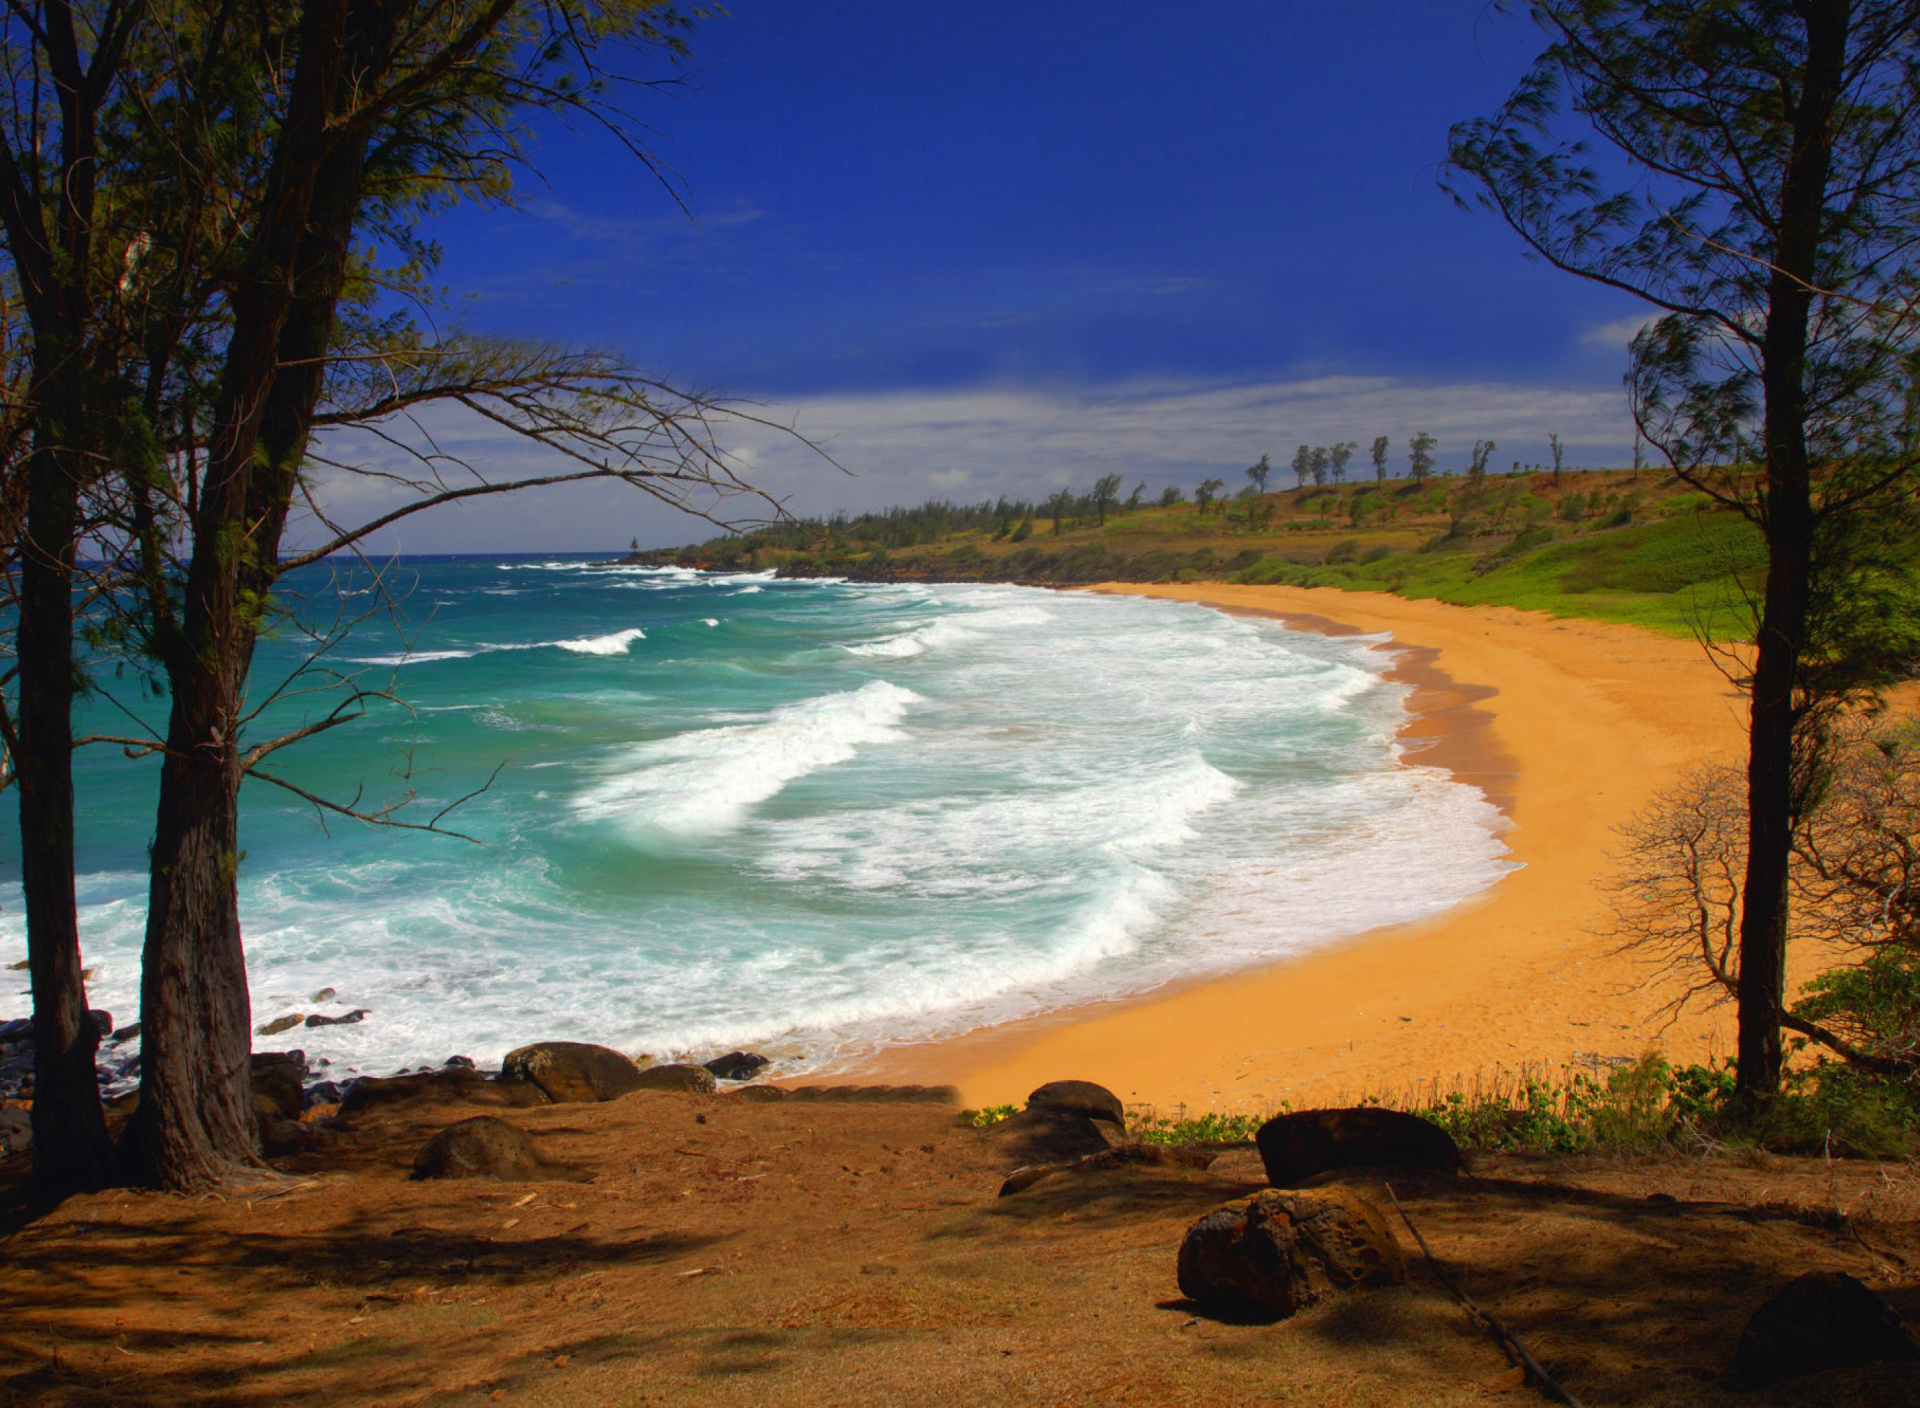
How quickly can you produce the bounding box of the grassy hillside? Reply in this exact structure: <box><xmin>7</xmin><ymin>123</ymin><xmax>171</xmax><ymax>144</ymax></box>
<box><xmin>640</xmin><ymin>470</ymin><xmax>1776</xmax><ymax>637</ymax></box>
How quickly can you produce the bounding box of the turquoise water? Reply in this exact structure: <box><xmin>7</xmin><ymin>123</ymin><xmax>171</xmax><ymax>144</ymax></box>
<box><xmin>1</xmin><ymin>559</ymin><xmax>1513</xmax><ymax>1080</ymax></box>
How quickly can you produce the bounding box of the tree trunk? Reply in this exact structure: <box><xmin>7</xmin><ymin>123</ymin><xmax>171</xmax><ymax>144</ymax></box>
<box><xmin>1735</xmin><ymin>0</ymin><xmax>1848</xmax><ymax>1101</ymax></box>
<box><xmin>17</xmin><ymin>425</ymin><xmax>111</xmax><ymax>1194</ymax></box>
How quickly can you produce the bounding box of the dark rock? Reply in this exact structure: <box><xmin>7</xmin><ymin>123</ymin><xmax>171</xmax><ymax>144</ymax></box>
<box><xmin>1732</xmin><ymin>1271</ymin><xmax>1919</xmax><ymax>1387</ymax></box>
<box><xmin>733</xmin><ymin>1084</ymin><xmax>788</xmax><ymax>1103</ymax></box>
<box><xmin>87</xmin><ymin>1010</ymin><xmax>112</xmax><ymax>1038</ymax></box>
<box><xmin>337</xmin><ymin>1067</ymin><xmax>548</xmax><ymax>1118</ymax></box>
<box><xmin>502</xmin><ymin>1041</ymin><xmax>648</xmax><ymax>1103</ymax></box>
<box><xmin>260</xmin><ymin>1116</ymin><xmax>337</xmax><ymax>1159</ymax></box>
<box><xmin>445</xmin><ymin>1054</ymin><xmax>476</xmax><ymax>1069</ymax></box>
<box><xmin>981</xmin><ymin>1107</ymin><xmax>1127</xmax><ymax>1165</ymax></box>
<box><xmin>110</xmin><ymin>1022</ymin><xmax>141</xmax><ymax>1043</ymax></box>
<box><xmin>304</xmin><ymin>1080</ymin><xmax>347</xmax><ymax>1109</ymax></box>
<box><xmin>304</xmin><ymin>1008</ymin><xmax>368</xmax><ymax>1028</ymax></box>
<box><xmin>0</xmin><ymin>1018</ymin><xmax>29</xmax><ymax>1042</ymax></box>
<box><xmin>703</xmin><ymin>1051</ymin><xmax>770</xmax><ymax>1081</ymax></box>
<box><xmin>1255</xmin><ymin>1108</ymin><xmax>1460</xmax><ymax>1188</ymax></box>
<box><xmin>999</xmin><ymin>1142</ymin><xmax>1215</xmax><ymax>1196</ymax></box>
<box><xmin>1177</xmin><ymin>1186</ymin><xmax>1407</xmax><ymax>1321</ymax></box>
<box><xmin>631</xmin><ymin>1062</ymin><xmax>719</xmax><ymax>1095</ymax></box>
<box><xmin>257</xmin><ymin>1014</ymin><xmax>304</xmax><ymax>1037</ymax></box>
<box><xmin>251</xmin><ymin>1051</ymin><xmax>309</xmax><ymax>1122</ymax></box>
<box><xmin>0</xmin><ymin>1105</ymin><xmax>29</xmax><ymax>1154</ymax></box>
<box><xmin>411</xmin><ymin>1116</ymin><xmax>588</xmax><ymax>1183</ymax></box>
<box><xmin>1026</xmin><ymin>1079</ymin><xmax>1125</xmax><ymax>1125</ymax></box>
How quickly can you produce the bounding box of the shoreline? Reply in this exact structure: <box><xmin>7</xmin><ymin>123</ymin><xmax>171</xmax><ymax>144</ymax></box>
<box><xmin>852</xmin><ymin>582</ymin><xmax>1754</xmax><ymax>1114</ymax></box>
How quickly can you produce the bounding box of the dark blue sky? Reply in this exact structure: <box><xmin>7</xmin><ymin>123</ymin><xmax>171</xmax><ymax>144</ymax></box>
<box><xmin>338</xmin><ymin>2</ymin><xmax>1652</xmax><ymax>550</ymax></box>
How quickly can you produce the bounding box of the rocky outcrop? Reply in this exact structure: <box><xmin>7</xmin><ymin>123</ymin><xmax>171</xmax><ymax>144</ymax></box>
<box><xmin>631</xmin><ymin>1063</ymin><xmax>719</xmax><ymax>1095</ymax></box>
<box><xmin>1732</xmin><ymin>1271</ymin><xmax>1919</xmax><ymax>1386</ymax></box>
<box><xmin>502</xmin><ymin>1041</ymin><xmax>648</xmax><ymax>1103</ymax></box>
<box><xmin>337</xmin><ymin>1066</ymin><xmax>547</xmax><ymax>1117</ymax></box>
<box><xmin>703</xmin><ymin>1051</ymin><xmax>770</xmax><ymax>1081</ymax></box>
<box><xmin>1177</xmin><ymin>1186</ymin><xmax>1407</xmax><ymax>1321</ymax></box>
<box><xmin>788</xmin><ymin>1084</ymin><xmax>960</xmax><ymax>1103</ymax></box>
<box><xmin>1026</xmin><ymin>1079</ymin><xmax>1125</xmax><ymax>1125</ymax></box>
<box><xmin>411</xmin><ymin>1116</ymin><xmax>586</xmax><ymax>1182</ymax></box>
<box><xmin>1254</xmin><ymin>1108</ymin><xmax>1460</xmax><ymax>1187</ymax></box>
<box><xmin>251</xmin><ymin>1051</ymin><xmax>308</xmax><ymax>1122</ymax></box>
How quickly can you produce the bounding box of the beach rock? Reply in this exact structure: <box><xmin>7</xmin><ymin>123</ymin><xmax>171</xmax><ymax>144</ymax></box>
<box><xmin>88</xmin><ymin>1010</ymin><xmax>112</xmax><ymax>1038</ymax></box>
<box><xmin>310</xmin><ymin>987</ymin><xmax>337</xmax><ymax>1004</ymax></box>
<box><xmin>0</xmin><ymin>1105</ymin><xmax>30</xmax><ymax>1154</ymax></box>
<box><xmin>1177</xmin><ymin>1186</ymin><xmax>1406</xmax><ymax>1321</ymax></box>
<box><xmin>260</xmin><ymin>1116</ymin><xmax>337</xmax><ymax>1159</ymax></box>
<box><xmin>703</xmin><ymin>1051</ymin><xmax>770</xmax><ymax>1081</ymax></box>
<box><xmin>733</xmin><ymin>1084</ymin><xmax>788</xmax><ymax>1103</ymax></box>
<box><xmin>337</xmin><ymin>1067</ymin><xmax>547</xmax><ymax>1118</ymax></box>
<box><xmin>304</xmin><ymin>1008</ymin><xmax>368</xmax><ymax>1028</ymax></box>
<box><xmin>1255</xmin><ymin>1108</ymin><xmax>1460</xmax><ymax>1188</ymax></box>
<box><xmin>981</xmin><ymin>1107</ymin><xmax>1127</xmax><ymax>1164</ymax></box>
<box><xmin>304</xmin><ymin>1079</ymin><xmax>348</xmax><ymax>1109</ymax></box>
<box><xmin>445</xmin><ymin>1054</ymin><xmax>476</xmax><ymax>1069</ymax></box>
<box><xmin>999</xmin><ymin>1143</ymin><xmax>1215</xmax><ymax>1197</ymax></box>
<box><xmin>0</xmin><ymin>1018</ymin><xmax>30</xmax><ymax>1043</ymax></box>
<box><xmin>411</xmin><ymin>1116</ymin><xmax>587</xmax><ymax>1183</ymax></box>
<box><xmin>631</xmin><ymin>1062</ymin><xmax>719</xmax><ymax>1096</ymax></box>
<box><xmin>257</xmin><ymin>1014</ymin><xmax>304</xmax><ymax>1037</ymax></box>
<box><xmin>251</xmin><ymin>1051</ymin><xmax>308</xmax><ymax>1122</ymax></box>
<box><xmin>503</xmin><ymin>1041</ymin><xmax>648</xmax><ymax>1103</ymax></box>
<box><xmin>1732</xmin><ymin>1271</ymin><xmax>1919</xmax><ymax>1386</ymax></box>
<box><xmin>110</xmin><ymin>1022</ymin><xmax>141</xmax><ymax>1043</ymax></box>
<box><xmin>1027</xmin><ymin>1079</ymin><xmax>1125</xmax><ymax>1125</ymax></box>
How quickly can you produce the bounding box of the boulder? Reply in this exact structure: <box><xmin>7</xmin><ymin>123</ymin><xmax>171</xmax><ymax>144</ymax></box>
<box><xmin>410</xmin><ymin>1116</ymin><xmax>586</xmax><ymax>1182</ymax></box>
<box><xmin>87</xmin><ymin>1010</ymin><xmax>112</xmax><ymax>1038</ymax></box>
<box><xmin>1177</xmin><ymin>1186</ymin><xmax>1407</xmax><ymax>1321</ymax></box>
<box><xmin>337</xmin><ymin>1066</ymin><xmax>547</xmax><ymax>1117</ymax></box>
<box><xmin>981</xmin><ymin>1107</ymin><xmax>1127</xmax><ymax>1165</ymax></box>
<box><xmin>631</xmin><ymin>1062</ymin><xmax>719</xmax><ymax>1095</ymax></box>
<box><xmin>703</xmin><ymin>1051</ymin><xmax>770</xmax><ymax>1081</ymax></box>
<box><xmin>251</xmin><ymin>1051</ymin><xmax>308</xmax><ymax>1122</ymax></box>
<box><xmin>304</xmin><ymin>1008</ymin><xmax>368</xmax><ymax>1028</ymax></box>
<box><xmin>256</xmin><ymin>1014</ymin><xmax>304</xmax><ymax>1037</ymax></box>
<box><xmin>1026</xmin><ymin>1079</ymin><xmax>1125</xmax><ymax>1125</ymax></box>
<box><xmin>0</xmin><ymin>1018</ymin><xmax>29</xmax><ymax>1042</ymax></box>
<box><xmin>260</xmin><ymin>1116</ymin><xmax>337</xmax><ymax>1159</ymax></box>
<box><xmin>0</xmin><ymin>1105</ymin><xmax>29</xmax><ymax>1154</ymax></box>
<box><xmin>110</xmin><ymin>1022</ymin><xmax>141</xmax><ymax>1043</ymax></box>
<box><xmin>444</xmin><ymin>1054</ymin><xmax>477</xmax><ymax>1069</ymax></box>
<box><xmin>1255</xmin><ymin>1108</ymin><xmax>1460</xmax><ymax>1187</ymax></box>
<box><xmin>503</xmin><ymin>1041</ymin><xmax>648</xmax><ymax>1103</ymax></box>
<box><xmin>1732</xmin><ymin>1271</ymin><xmax>1919</xmax><ymax>1387</ymax></box>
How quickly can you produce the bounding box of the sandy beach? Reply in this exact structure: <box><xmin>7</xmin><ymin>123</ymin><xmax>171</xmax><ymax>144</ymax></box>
<box><xmin>865</xmin><ymin>583</ymin><xmax>1757</xmax><ymax>1115</ymax></box>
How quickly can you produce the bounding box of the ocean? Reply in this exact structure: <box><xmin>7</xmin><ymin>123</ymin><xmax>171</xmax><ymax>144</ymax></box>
<box><xmin>2</xmin><ymin>558</ymin><xmax>1514</xmax><ymax>1083</ymax></box>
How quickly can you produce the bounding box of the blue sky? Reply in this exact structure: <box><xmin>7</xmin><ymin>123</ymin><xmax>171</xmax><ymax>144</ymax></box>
<box><xmin>325</xmin><ymin>2</ymin><xmax>1653</xmax><ymax>551</ymax></box>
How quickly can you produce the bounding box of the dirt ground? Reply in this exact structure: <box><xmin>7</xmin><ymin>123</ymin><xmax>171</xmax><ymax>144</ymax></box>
<box><xmin>3</xmin><ymin>1088</ymin><xmax>1918</xmax><ymax>1408</ymax></box>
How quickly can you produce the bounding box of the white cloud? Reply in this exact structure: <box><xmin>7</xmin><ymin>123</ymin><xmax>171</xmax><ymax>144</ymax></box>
<box><xmin>1579</xmin><ymin>313</ymin><xmax>1656</xmax><ymax>352</ymax></box>
<box><xmin>299</xmin><ymin>373</ymin><xmax>1637</xmax><ymax>554</ymax></box>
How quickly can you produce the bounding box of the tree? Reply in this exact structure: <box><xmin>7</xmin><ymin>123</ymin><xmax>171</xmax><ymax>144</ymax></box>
<box><xmin>1245</xmin><ymin>453</ymin><xmax>1271</xmax><ymax>494</ymax></box>
<box><xmin>1125</xmin><ymin>481</ymin><xmax>1145</xmax><ymax>511</ymax></box>
<box><xmin>1329</xmin><ymin>441</ymin><xmax>1356</xmax><ymax>483</ymax></box>
<box><xmin>1158</xmin><ymin>484</ymin><xmax>1184</xmax><ymax>507</ymax></box>
<box><xmin>1408</xmin><ymin>431</ymin><xmax>1436</xmax><ymax>482</ymax></box>
<box><xmin>1449</xmin><ymin>0</ymin><xmax>1920</xmax><ymax>1098</ymax></box>
<box><xmin>1048</xmin><ymin>487</ymin><xmax>1074</xmax><ymax>534</ymax></box>
<box><xmin>1309</xmin><ymin>446</ymin><xmax>1330</xmax><ymax>487</ymax></box>
<box><xmin>1468</xmin><ymin>439</ymin><xmax>1497</xmax><ymax>484</ymax></box>
<box><xmin>1548</xmin><ymin>433</ymin><xmax>1565</xmax><ymax>485</ymax></box>
<box><xmin>1290</xmin><ymin>443</ymin><xmax>1313</xmax><ymax>489</ymax></box>
<box><xmin>1090</xmin><ymin>472</ymin><xmax>1123</xmax><ymax>525</ymax></box>
<box><xmin>1370</xmin><ymin>435</ymin><xmax>1391</xmax><ymax>481</ymax></box>
<box><xmin>1195</xmin><ymin>476</ymin><xmax>1224</xmax><ymax>513</ymax></box>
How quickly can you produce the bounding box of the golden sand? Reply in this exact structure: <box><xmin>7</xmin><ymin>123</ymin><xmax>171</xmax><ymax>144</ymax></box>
<box><xmin>862</xmin><ymin>583</ymin><xmax>1754</xmax><ymax>1115</ymax></box>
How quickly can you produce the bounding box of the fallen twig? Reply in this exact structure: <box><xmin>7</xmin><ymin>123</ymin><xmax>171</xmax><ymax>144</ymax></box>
<box><xmin>1385</xmin><ymin>1183</ymin><xmax>1588</xmax><ymax>1408</ymax></box>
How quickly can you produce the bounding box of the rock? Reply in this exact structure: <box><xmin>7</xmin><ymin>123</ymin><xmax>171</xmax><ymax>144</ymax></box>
<box><xmin>1177</xmin><ymin>1186</ymin><xmax>1407</xmax><ymax>1321</ymax></box>
<box><xmin>410</xmin><ymin>1116</ymin><xmax>587</xmax><ymax>1182</ymax></box>
<box><xmin>733</xmin><ymin>1084</ymin><xmax>788</xmax><ymax>1103</ymax></box>
<box><xmin>1732</xmin><ymin>1271</ymin><xmax>1919</xmax><ymax>1386</ymax></box>
<box><xmin>0</xmin><ymin>1105</ymin><xmax>30</xmax><ymax>1154</ymax></box>
<box><xmin>304</xmin><ymin>1008</ymin><xmax>368</xmax><ymax>1028</ymax></box>
<box><xmin>999</xmin><ymin>1142</ymin><xmax>1215</xmax><ymax>1196</ymax></box>
<box><xmin>503</xmin><ymin>1041</ymin><xmax>649</xmax><ymax>1103</ymax></box>
<box><xmin>0</xmin><ymin>1018</ymin><xmax>30</xmax><ymax>1042</ymax></box>
<box><xmin>631</xmin><ymin>1063</ymin><xmax>719</xmax><ymax>1095</ymax></box>
<box><xmin>337</xmin><ymin>1067</ymin><xmax>547</xmax><ymax>1117</ymax></box>
<box><xmin>1026</xmin><ymin>1079</ymin><xmax>1125</xmax><ymax>1125</ymax></box>
<box><xmin>304</xmin><ymin>1079</ymin><xmax>347</xmax><ymax>1108</ymax></box>
<box><xmin>981</xmin><ymin>1107</ymin><xmax>1127</xmax><ymax>1164</ymax></box>
<box><xmin>87</xmin><ymin>1010</ymin><xmax>112</xmax><ymax>1038</ymax></box>
<box><xmin>1255</xmin><ymin>1108</ymin><xmax>1460</xmax><ymax>1187</ymax></box>
<box><xmin>260</xmin><ymin>1116</ymin><xmax>337</xmax><ymax>1159</ymax></box>
<box><xmin>703</xmin><ymin>1051</ymin><xmax>771</xmax><ymax>1081</ymax></box>
<box><xmin>445</xmin><ymin>1054</ymin><xmax>476</xmax><ymax>1069</ymax></box>
<box><xmin>310</xmin><ymin>987</ymin><xmax>337</xmax><ymax>1003</ymax></box>
<box><xmin>110</xmin><ymin>1022</ymin><xmax>141</xmax><ymax>1043</ymax></box>
<box><xmin>5</xmin><ymin>959</ymin><xmax>25</xmax><ymax>970</ymax></box>
<box><xmin>257</xmin><ymin>1014</ymin><xmax>304</xmax><ymax>1037</ymax></box>
<box><xmin>251</xmin><ymin>1051</ymin><xmax>308</xmax><ymax>1122</ymax></box>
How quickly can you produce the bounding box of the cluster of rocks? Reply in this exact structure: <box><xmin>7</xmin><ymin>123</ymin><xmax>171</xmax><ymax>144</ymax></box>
<box><xmin>0</xmin><ymin>1011</ymin><xmax>144</xmax><ymax>1149</ymax></box>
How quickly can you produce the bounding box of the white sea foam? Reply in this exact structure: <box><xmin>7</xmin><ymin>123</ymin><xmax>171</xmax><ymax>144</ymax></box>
<box><xmin>571</xmin><ymin>679</ymin><xmax>923</xmax><ymax>836</ymax></box>
<box><xmin>552</xmin><ymin>627</ymin><xmax>646</xmax><ymax>655</ymax></box>
<box><xmin>349</xmin><ymin>649</ymin><xmax>477</xmax><ymax>665</ymax></box>
<box><xmin>732</xmin><ymin>585</ymin><xmax>763</xmax><ymax>595</ymax></box>
<box><xmin>701</xmin><ymin>618</ymin><xmax>719</xmax><ymax>627</ymax></box>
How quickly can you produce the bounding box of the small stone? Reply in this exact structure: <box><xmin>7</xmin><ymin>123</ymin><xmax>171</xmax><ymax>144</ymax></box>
<box><xmin>257</xmin><ymin>1014</ymin><xmax>304</xmax><ymax>1037</ymax></box>
<box><xmin>1732</xmin><ymin>1271</ymin><xmax>1919</xmax><ymax>1386</ymax></box>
